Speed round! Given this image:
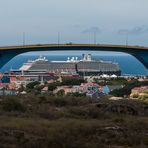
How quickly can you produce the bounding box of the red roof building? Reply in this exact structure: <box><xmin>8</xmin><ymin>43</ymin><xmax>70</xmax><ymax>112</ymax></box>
<box><xmin>10</xmin><ymin>76</ymin><xmax>27</xmax><ymax>82</ymax></box>
<box><xmin>131</xmin><ymin>86</ymin><xmax>148</xmax><ymax>94</ymax></box>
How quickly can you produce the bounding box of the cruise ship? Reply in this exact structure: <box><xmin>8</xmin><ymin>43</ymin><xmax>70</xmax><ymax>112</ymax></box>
<box><xmin>19</xmin><ymin>54</ymin><xmax>121</xmax><ymax>76</ymax></box>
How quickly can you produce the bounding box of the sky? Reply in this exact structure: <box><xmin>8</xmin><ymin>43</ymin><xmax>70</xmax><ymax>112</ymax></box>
<box><xmin>0</xmin><ymin>0</ymin><xmax>148</xmax><ymax>46</ymax></box>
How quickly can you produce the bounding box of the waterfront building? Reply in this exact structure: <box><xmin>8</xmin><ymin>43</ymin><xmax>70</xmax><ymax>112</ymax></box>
<box><xmin>1</xmin><ymin>76</ymin><xmax>10</xmax><ymax>83</ymax></box>
<box><xmin>10</xmin><ymin>76</ymin><xmax>27</xmax><ymax>88</ymax></box>
<box><xmin>131</xmin><ymin>86</ymin><xmax>148</xmax><ymax>94</ymax></box>
<box><xmin>130</xmin><ymin>86</ymin><xmax>148</xmax><ymax>98</ymax></box>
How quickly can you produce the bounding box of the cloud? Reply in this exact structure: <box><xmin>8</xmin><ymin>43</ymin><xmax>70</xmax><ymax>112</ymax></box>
<box><xmin>82</xmin><ymin>27</ymin><xmax>101</xmax><ymax>34</ymax></box>
<box><xmin>129</xmin><ymin>26</ymin><xmax>148</xmax><ymax>35</ymax></box>
<box><xmin>118</xmin><ymin>29</ymin><xmax>128</xmax><ymax>34</ymax></box>
<box><xmin>118</xmin><ymin>26</ymin><xmax>148</xmax><ymax>35</ymax></box>
<box><xmin>72</xmin><ymin>24</ymin><xmax>83</xmax><ymax>28</ymax></box>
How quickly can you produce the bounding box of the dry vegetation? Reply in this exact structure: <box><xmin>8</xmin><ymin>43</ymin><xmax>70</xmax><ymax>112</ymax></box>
<box><xmin>0</xmin><ymin>94</ymin><xmax>147</xmax><ymax>148</ymax></box>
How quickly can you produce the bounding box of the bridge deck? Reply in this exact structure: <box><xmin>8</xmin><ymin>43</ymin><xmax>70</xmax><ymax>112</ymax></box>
<box><xmin>0</xmin><ymin>44</ymin><xmax>148</xmax><ymax>51</ymax></box>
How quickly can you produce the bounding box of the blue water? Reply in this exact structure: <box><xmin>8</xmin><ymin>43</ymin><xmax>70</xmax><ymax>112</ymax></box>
<box><xmin>0</xmin><ymin>51</ymin><xmax>148</xmax><ymax>76</ymax></box>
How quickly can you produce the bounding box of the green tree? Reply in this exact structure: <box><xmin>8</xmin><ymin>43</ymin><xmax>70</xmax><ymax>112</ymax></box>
<box><xmin>62</xmin><ymin>77</ymin><xmax>85</xmax><ymax>86</ymax></box>
<box><xmin>48</xmin><ymin>83</ymin><xmax>57</xmax><ymax>91</ymax></box>
<box><xmin>26</xmin><ymin>81</ymin><xmax>40</xmax><ymax>90</ymax></box>
<box><xmin>110</xmin><ymin>81</ymin><xmax>148</xmax><ymax>97</ymax></box>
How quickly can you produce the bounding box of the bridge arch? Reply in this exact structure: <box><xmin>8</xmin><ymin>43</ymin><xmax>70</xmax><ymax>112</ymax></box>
<box><xmin>0</xmin><ymin>44</ymin><xmax>148</xmax><ymax>70</ymax></box>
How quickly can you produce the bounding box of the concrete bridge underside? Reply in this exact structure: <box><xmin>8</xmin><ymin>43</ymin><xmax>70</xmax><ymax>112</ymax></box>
<box><xmin>0</xmin><ymin>44</ymin><xmax>148</xmax><ymax>70</ymax></box>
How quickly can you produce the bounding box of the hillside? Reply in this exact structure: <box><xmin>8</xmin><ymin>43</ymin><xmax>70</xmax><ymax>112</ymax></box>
<box><xmin>0</xmin><ymin>95</ymin><xmax>147</xmax><ymax>148</ymax></box>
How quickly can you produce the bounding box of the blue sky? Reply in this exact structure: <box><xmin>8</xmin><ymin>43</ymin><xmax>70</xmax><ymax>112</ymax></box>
<box><xmin>0</xmin><ymin>0</ymin><xmax>148</xmax><ymax>46</ymax></box>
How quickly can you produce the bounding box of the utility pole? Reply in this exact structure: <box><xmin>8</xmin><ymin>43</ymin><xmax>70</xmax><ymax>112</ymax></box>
<box><xmin>126</xmin><ymin>32</ymin><xmax>128</xmax><ymax>46</ymax></box>
<box><xmin>23</xmin><ymin>32</ymin><xmax>25</xmax><ymax>46</ymax></box>
<box><xmin>58</xmin><ymin>32</ymin><xmax>60</xmax><ymax>45</ymax></box>
<box><xmin>94</xmin><ymin>31</ymin><xmax>97</xmax><ymax>44</ymax></box>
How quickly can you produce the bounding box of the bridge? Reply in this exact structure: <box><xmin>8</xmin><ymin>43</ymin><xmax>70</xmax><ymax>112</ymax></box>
<box><xmin>0</xmin><ymin>44</ymin><xmax>148</xmax><ymax>70</ymax></box>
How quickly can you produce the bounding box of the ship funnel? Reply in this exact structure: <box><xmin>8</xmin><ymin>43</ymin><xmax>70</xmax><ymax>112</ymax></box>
<box><xmin>82</xmin><ymin>54</ymin><xmax>92</xmax><ymax>61</ymax></box>
<box><xmin>87</xmin><ymin>54</ymin><xmax>92</xmax><ymax>61</ymax></box>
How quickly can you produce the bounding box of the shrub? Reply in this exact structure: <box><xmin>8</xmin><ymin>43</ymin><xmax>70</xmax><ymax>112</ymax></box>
<box><xmin>67</xmin><ymin>92</ymin><xmax>86</xmax><ymax>97</ymax></box>
<box><xmin>132</xmin><ymin>94</ymin><xmax>139</xmax><ymax>98</ymax></box>
<box><xmin>138</xmin><ymin>95</ymin><xmax>148</xmax><ymax>101</ymax></box>
<box><xmin>57</xmin><ymin>89</ymin><xmax>65</xmax><ymax>96</ymax></box>
<box><xmin>52</xmin><ymin>97</ymin><xmax>67</xmax><ymax>107</ymax></box>
<box><xmin>2</xmin><ymin>97</ymin><xmax>26</xmax><ymax>112</ymax></box>
<box><xmin>143</xmin><ymin>90</ymin><xmax>148</xmax><ymax>94</ymax></box>
<box><xmin>35</xmin><ymin>85</ymin><xmax>45</xmax><ymax>91</ymax></box>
